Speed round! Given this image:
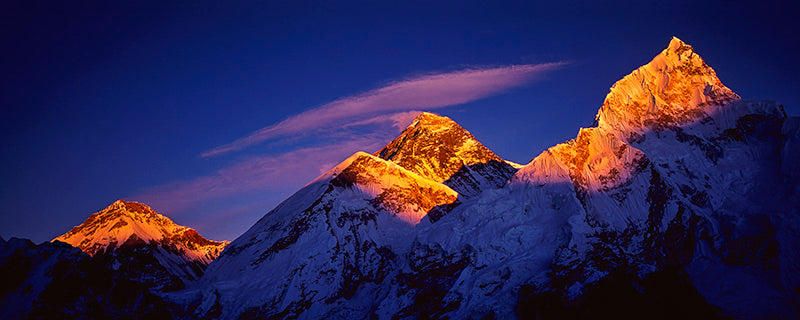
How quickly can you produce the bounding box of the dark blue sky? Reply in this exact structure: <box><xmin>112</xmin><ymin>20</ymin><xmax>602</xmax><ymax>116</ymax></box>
<box><xmin>2</xmin><ymin>1</ymin><xmax>798</xmax><ymax>243</ymax></box>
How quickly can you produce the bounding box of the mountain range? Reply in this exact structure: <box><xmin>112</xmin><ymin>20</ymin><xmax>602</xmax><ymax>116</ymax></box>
<box><xmin>1</xmin><ymin>37</ymin><xmax>798</xmax><ymax>319</ymax></box>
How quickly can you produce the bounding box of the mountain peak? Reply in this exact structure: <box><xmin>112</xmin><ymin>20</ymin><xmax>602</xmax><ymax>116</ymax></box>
<box><xmin>374</xmin><ymin>112</ymin><xmax>507</xmax><ymax>183</ymax></box>
<box><xmin>332</xmin><ymin>152</ymin><xmax>459</xmax><ymax>224</ymax></box>
<box><xmin>667</xmin><ymin>36</ymin><xmax>687</xmax><ymax>52</ymax></box>
<box><xmin>411</xmin><ymin>112</ymin><xmax>452</xmax><ymax>127</ymax></box>
<box><xmin>108</xmin><ymin>199</ymin><xmax>157</xmax><ymax>217</ymax></box>
<box><xmin>662</xmin><ymin>36</ymin><xmax>702</xmax><ymax>66</ymax></box>
<box><xmin>594</xmin><ymin>37</ymin><xmax>739</xmax><ymax>141</ymax></box>
<box><xmin>54</xmin><ymin>200</ymin><xmax>228</xmax><ymax>262</ymax></box>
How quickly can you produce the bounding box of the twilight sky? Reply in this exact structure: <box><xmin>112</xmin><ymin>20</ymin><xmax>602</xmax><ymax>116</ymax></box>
<box><xmin>2</xmin><ymin>1</ymin><xmax>798</xmax><ymax>243</ymax></box>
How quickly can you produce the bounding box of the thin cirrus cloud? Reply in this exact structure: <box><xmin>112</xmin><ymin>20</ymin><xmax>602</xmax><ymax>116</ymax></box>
<box><xmin>201</xmin><ymin>62</ymin><xmax>566</xmax><ymax>157</ymax></box>
<box><xmin>132</xmin><ymin>133</ymin><xmax>391</xmax><ymax>217</ymax></box>
<box><xmin>134</xmin><ymin>62</ymin><xmax>566</xmax><ymax>239</ymax></box>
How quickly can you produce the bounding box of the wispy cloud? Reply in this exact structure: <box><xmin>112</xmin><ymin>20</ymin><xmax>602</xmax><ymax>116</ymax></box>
<box><xmin>132</xmin><ymin>134</ymin><xmax>391</xmax><ymax>216</ymax></box>
<box><xmin>341</xmin><ymin>110</ymin><xmax>424</xmax><ymax>130</ymax></box>
<box><xmin>134</xmin><ymin>63</ymin><xmax>566</xmax><ymax>240</ymax></box>
<box><xmin>201</xmin><ymin>63</ymin><xmax>565</xmax><ymax>157</ymax></box>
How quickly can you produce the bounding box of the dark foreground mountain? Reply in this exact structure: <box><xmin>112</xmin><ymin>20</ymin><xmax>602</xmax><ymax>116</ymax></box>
<box><xmin>0</xmin><ymin>237</ymin><xmax>172</xmax><ymax>319</ymax></box>
<box><xmin>179</xmin><ymin>37</ymin><xmax>799</xmax><ymax>319</ymax></box>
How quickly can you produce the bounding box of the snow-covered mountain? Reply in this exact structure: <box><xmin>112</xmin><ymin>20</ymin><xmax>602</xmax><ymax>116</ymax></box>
<box><xmin>176</xmin><ymin>113</ymin><xmax>521</xmax><ymax>318</ymax></box>
<box><xmin>183</xmin><ymin>37</ymin><xmax>799</xmax><ymax>319</ymax></box>
<box><xmin>595</xmin><ymin>37</ymin><xmax>740</xmax><ymax>141</ymax></box>
<box><xmin>186</xmin><ymin>150</ymin><xmax>465</xmax><ymax>318</ymax></box>
<box><xmin>0</xmin><ymin>200</ymin><xmax>227</xmax><ymax>319</ymax></box>
<box><xmin>414</xmin><ymin>38</ymin><xmax>799</xmax><ymax>319</ymax></box>
<box><xmin>54</xmin><ymin>200</ymin><xmax>229</xmax><ymax>291</ymax></box>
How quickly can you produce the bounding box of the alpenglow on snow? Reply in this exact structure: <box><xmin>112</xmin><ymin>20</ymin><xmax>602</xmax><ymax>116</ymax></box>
<box><xmin>183</xmin><ymin>37</ymin><xmax>800</xmax><ymax>319</ymax></box>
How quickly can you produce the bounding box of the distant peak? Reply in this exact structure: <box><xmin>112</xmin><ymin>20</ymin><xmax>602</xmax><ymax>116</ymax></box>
<box><xmin>54</xmin><ymin>200</ymin><xmax>228</xmax><ymax>259</ymax></box>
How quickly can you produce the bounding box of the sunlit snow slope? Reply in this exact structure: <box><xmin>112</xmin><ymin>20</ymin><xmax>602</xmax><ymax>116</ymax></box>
<box><xmin>55</xmin><ymin>200</ymin><xmax>229</xmax><ymax>290</ymax></box>
<box><xmin>186</xmin><ymin>37</ymin><xmax>799</xmax><ymax>320</ymax></box>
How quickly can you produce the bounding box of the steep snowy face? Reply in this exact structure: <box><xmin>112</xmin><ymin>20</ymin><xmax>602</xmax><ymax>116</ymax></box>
<box><xmin>53</xmin><ymin>200</ymin><xmax>229</xmax><ymax>291</ymax></box>
<box><xmin>184</xmin><ymin>38</ymin><xmax>798</xmax><ymax>320</ymax></box>
<box><xmin>329</xmin><ymin>152</ymin><xmax>459</xmax><ymax>224</ymax></box>
<box><xmin>214</xmin><ymin>152</ymin><xmax>461</xmax><ymax>266</ymax></box>
<box><xmin>55</xmin><ymin>200</ymin><xmax>228</xmax><ymax>263</ymax></box>
<box><xmin>595</xmin><ymin>37</ymin><xmax>739</xmax><ymax>141</ymax></box>
<box><xmin>620</xmin><ymin>99</ymin><xmax>799</xmax><ymax>319</ymax></box>
<box><xmin>506</xmin><ymin>40</ymin><xmax>797</xmax><ymax>318</ymax></box>
<box><xmin>512</xmin><ymin>128</ymin><xmax>654</xmax><ymax>231</ymax></box>
<box><xmin>546</xmin><ymin>127</ymin><xmax>649</xmax><ymax>194</ymax></box>
<box><xmin>195</xmin><ymin>152</ymin><xmax>460</xmax><ymax>318</ymax></box>
<box><xmin>375</xmin><ymin>112</ymin><xmax>518</xmax><ymax>196</ymax></box>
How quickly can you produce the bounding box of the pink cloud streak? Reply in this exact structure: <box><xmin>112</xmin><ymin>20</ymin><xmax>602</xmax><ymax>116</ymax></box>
<box><xmin>132</xmin><ymin>134</ymin><xmax>391</xmax><ymax>216</ymax></box>
<box><xmin>201</xmin><ymin>63</ymin><xmax>565</xmax><ymax>157</ymax></box>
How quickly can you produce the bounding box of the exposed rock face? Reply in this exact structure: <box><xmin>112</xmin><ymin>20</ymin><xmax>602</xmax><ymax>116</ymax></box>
<box><xmin>54</xmin><ymin>200</ymin><xmax>229</xmax><ymax>291</ymax></box>
<box><xmin>332</xmin><ymin>153</ymin><xmax>459</xmax><ymax>224</ymax></box>
<box><xmin>375</xmin><ymin>112</ymin><xmax>519</xmax><ymax>196</ymax></box>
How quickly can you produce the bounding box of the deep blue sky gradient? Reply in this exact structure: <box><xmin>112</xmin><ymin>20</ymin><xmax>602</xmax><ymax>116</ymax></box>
<box><xmin>2</xmin><ymin>1</ymin><xmax>798</xmax><ymax>242</ymax></box>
